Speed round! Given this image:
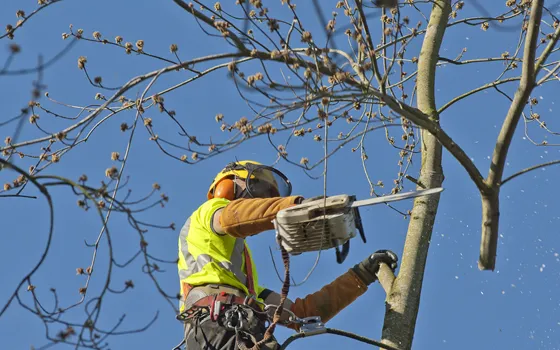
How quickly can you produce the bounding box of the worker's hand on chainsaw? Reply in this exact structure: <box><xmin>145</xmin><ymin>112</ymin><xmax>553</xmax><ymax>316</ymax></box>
<box><xmin>352</xmin><ymin>250</ymin><xmax>398</xmax><ymax>285</ymax></box>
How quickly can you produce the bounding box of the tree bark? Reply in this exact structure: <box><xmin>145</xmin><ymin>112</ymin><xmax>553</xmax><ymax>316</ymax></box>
<box><xmin>380</xmin><ymin>1</ymin><xmax>450</xmax><ymax>349</ymax></box>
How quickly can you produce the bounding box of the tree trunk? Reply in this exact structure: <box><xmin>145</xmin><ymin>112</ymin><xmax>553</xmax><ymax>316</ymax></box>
<box><xmin>380</xmin><ymin>1</ymin><xmax>451</xmax><ymax>349</ymax></box>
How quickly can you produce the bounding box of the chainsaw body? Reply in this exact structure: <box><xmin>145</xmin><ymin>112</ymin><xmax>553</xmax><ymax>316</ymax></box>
<box><xmin>273</xmin><ymin>195</ymin><xmax>365</xmax><ymax>263</ymax></box>
<box><xmin>273</xmin><ymin>187</ymin><xmax>444</xmax><ymax>264</ymax></box>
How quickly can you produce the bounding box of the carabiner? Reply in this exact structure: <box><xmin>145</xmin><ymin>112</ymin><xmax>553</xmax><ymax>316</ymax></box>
<box><xmin>224</xmin><ymin>305</ymin><xmax>244</xmax><ymax>331</ymax></box>
<box><xmin>263</xmin><ymin>304</ymin><xmax>303</xmax><ymax>325</ymax></box>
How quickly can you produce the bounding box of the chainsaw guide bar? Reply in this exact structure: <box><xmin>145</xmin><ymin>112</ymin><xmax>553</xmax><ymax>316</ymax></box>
<box><xmin>273</xmin><ymin>187</ymin><xmax>444</xmax><ymax>263</ymax></box>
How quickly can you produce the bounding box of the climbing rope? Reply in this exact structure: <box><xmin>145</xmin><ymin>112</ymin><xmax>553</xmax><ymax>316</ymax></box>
<box><xmin>237</xmin><ymin>242</ymin><xmax>292</xmax><ymax>350</ymax></box>
<box><xmin>278</xmin><ymin>327</ymin><xmax>402</xmax><ymax>350</ymax></box>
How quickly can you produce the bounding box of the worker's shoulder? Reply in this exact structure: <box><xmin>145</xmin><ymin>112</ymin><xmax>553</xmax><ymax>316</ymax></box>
<box><xmin>192</xmin><ymin>197</ymin><xmax>231</xmax><ymax>216</ymax></box>
<box><xmin>184</xmin><ymin>198</ymin><xmax>231</xmax><ymax>235</ymax></box>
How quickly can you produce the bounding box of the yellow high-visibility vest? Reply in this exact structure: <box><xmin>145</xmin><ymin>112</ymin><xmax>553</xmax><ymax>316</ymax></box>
<box><xmin>177</xmin><ymin>198</ymin><xmax>264</xmax><ymax>311</ymax></box>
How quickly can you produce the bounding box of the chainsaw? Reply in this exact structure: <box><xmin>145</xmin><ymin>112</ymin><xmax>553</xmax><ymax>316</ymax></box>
<box><xmin>273</xmin><ymin>187</ymin><xmax>444</xmax><ymax>263</ymax></box>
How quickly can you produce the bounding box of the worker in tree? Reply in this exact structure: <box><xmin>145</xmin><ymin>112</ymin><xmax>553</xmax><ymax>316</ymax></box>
<box><xmin>175</xmin><ymin>160</ymin><xmax>398</xmax><ymax>350</ymax></box>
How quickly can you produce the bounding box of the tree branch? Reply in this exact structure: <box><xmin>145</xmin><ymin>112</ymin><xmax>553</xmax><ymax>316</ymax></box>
<box><xmin>0</xmin><ymin>160</ymin><xmax>53</xmax><ymax>318</ymax></box>
<box><xmin>354</xmin><ymin>0</ymin><xmax>384</xmax><ymax>89</ymax></box>
<box><xmin>0</xmin><ymin>0</ymin><xmax>63</xmax><ymax>40</ymax></box>
<box><xmin>0</xmin><ymin>39</ymin><xmax>77</xmax><ymax>76</ymax></box>
<box><xmin>437</xmin><ymin>56</ymin><xmax>522</xmax><ymax>66</ymax></box>
<box><xmin>479</xmin><ymin>0</ymin><xmax>544</xmax><ymax>271</ymax></box>
<box><xmin>500</xmin><ymin>159</ymin><xmax>560</xmax><ymax>186</ymax></box>
<box><xmin>438</xmin><ymin>77</ymin><xmax>521</xmax><ymax>114</ymax></box>
<box><xmin>173</xmin><ymin>0</ymin><xmax>248</xmax><ymax>53</ymax></box>
<box><xmin>534</xmin><ymin>23</ymin><xmax>560</xmax><ymax>77</ymax></box>
<box><xmin>0</xmin><ymin>52</ymin><xmax>243</xmax><ymax>152</ymax></box>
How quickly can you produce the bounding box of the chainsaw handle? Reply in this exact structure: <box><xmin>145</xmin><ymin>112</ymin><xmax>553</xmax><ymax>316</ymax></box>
<box><xmin>335</xmin><ymin>241</ymin><xmax>350</xmax><ymax>264</ymax></box>
<box><xmin>352</xmin><ymin>207</ymin><xmax>366</xmax><ymax>243</ymax></box>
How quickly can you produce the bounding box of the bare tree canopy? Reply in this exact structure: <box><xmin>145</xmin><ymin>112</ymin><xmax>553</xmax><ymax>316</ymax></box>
<box><xmin>1</xmin><ymin>0</ymin><xmax>560</xmax><ymax>349</ymax></box>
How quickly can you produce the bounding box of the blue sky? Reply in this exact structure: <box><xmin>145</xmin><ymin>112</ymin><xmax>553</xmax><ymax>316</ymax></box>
<box><xmin>1</xmin><ymin>1</ymin><xmax>560</xmax><ymax>349</ymax></box>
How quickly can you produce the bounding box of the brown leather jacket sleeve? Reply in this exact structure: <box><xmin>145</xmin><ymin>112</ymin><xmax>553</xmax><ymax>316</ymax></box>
<box><xmin>288</xmin><ymin>269</ymin><xmax>368</xmax><ymax>330</ymax></box>
<box><xmin>219</xmin><ymin>196</ymin><xmax>302</xmax><ymax>238</ymax></box>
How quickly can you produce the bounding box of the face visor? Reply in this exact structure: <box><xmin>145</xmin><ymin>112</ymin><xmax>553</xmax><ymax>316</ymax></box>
<box><xmin>223</xmin><ymin>162</ymin><xmax>292</xmax><ymax>199</ymax></box>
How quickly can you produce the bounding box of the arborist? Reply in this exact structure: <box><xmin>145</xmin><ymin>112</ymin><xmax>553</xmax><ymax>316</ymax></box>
<box><xmin>175</xmin><ymin>160</ymin><xmax>398</xmax><ymax>350</ymax></box>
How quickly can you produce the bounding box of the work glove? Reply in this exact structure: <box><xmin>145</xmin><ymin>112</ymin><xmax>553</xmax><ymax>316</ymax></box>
<box><xmin>351</xmin><ymin>250</ymin><xmax>398</xmax><ymax>286</ymax></box>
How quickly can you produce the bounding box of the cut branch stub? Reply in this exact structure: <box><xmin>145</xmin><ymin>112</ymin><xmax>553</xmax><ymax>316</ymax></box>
<box><xmin>376</xmin><ymin>263</ymin><xmax>396</xmax><ymax>297</ymax></box>
<box><xmin>479</xmin><ymin>189</ymin><xmax>500</xmax><ymax>271</ymax></box>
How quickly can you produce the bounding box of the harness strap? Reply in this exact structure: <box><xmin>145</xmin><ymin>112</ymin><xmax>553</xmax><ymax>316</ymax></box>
<box><xmin>192</xmin><ymin>293</ymin><xmax>261</xmax><ymax>310</ymax></box>
<box><xmin>243</xmin><ymin>244</ymin><xmax>256</xmax><ymax>296</ymax></box>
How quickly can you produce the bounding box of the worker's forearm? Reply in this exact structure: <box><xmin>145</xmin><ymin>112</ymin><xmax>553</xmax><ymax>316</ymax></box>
<box><xmin>288</xmin><ymin>269</ymin><xmax>367</xmax><ymax>330</ymax></box>
<box><xmin>218</xmin><ymin>196</ymin><xmax>302</xmax><ymax>238</ymax></box>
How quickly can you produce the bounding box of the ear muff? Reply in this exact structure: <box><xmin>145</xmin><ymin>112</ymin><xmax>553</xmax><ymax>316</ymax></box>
<box><xmin>213</xmin><ymin>178</ymin><xmax>236</xmax><ymax>200</ymax></box>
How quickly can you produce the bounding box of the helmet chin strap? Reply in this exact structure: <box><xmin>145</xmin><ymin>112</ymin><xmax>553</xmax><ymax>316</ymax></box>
<box><xmin>237</xmin><ymin>189</ymin><xmax>252</xmax><ymax>199</ymax></box>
